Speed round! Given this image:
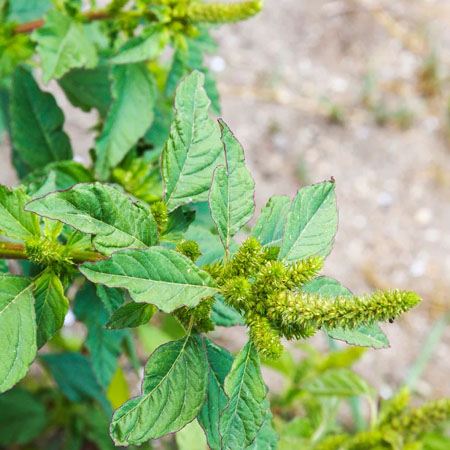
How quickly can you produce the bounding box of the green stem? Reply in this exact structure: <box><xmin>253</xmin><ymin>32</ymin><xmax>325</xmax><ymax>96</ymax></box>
<box><xmin>0</xmin><ymin>241</ymin><xmax>105</xmax><ymax>263</ymax></box>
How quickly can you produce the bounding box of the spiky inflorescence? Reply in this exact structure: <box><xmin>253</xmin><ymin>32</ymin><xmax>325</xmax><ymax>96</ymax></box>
<box><xmin>175</xmin><ymin>296</ymin><xmax>215</xmax><ymax>333</ymax></box>
<box><xmin>176</xmin><ymin>240</ymin><xmax>202</xmax><ymax>262</ymax></box>
<box><xmin>268</xmin><ymin>289</ymin><xmax>421</xmax><ymax>331</ymax></box>
<box><xmin>247</xmin><ymin>314</ymin><xmax>283</xmax><ymax>359</ymax></box>
<box><xmin>25</xmin><ymin>236</ymin><xmax>72</xmax><ymax>269</ymax></box>
<box><xmin>187</xmin><ymin>1</ymin><xmax>263</xmax><ymax>24</ymax></box>
<box><xmin>150</xmin><ymin>201</ymin><xmax>168</xmax><ymax>233</ymax></box>
<box><xmin>378</xmin><ymin>387</ymin><xmax>411</xmax><ymax>427</ymax></box>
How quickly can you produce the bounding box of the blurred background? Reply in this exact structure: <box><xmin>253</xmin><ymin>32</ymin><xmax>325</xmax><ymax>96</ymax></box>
<box><xmin>1</xmin><ymin>0</ymin><xmax>449</xmax><ymax>400</ymax></box>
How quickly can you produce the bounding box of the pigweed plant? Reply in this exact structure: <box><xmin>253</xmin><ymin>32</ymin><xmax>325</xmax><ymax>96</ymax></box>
<box><xmin>0</xmin><ymin>1</ymin><xmax>445</xmax><ymax>449</ymax></box>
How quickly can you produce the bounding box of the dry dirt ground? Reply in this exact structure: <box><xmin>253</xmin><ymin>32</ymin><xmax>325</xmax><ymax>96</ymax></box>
<box><xmin>1</xmin><ymin>0</ymin><xmax>449</xmax><ymax>401</ymax></box>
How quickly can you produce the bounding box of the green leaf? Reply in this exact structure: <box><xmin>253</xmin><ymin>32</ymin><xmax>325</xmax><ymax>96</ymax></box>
<box><xmin>248</xmin><ymin>400</ymin><xmax>278</xmax><ymax>450</ymax></box>
<box><xmin>0</xmin><ymin>275</ymin><xmax>36</xmax><ymax>393</ymax></box>
<box><xmin>175</xmin><ymin>420</ymin><xmax>207</xmax><ymax>450</ymax></box>
<box><xmin>110</xmin><ymin>25</ymin><xmax>169</xmax><ymax>64</ymax></box>
<box><xmin>219</xmin><ymin>341</ymin><xmax>267</xmax><ymax>449</ymax></box>
<box><xmin>209</xmin><ymin>120</ymin><xmax>255</xmax><ymax>252</ymax></box>
<box><xmin>105</xmin><ymin>302</ymin><xmax>156</xmax><ymax>330</ymax></box>
<box><xmin>109</xmin><ymin>333</ymin><xmax>208</xmax><ymax>445</ymax></box>
<box><xmin>40</xmin><ymin>352</ymin><xmax>111</xmax><ymax>414</ymax></box>
<box><xmin>0</xmin><ymin>185</ymin><xmax>40</xmax><ymax>240</ymax></box>
<box><xmin>0</xmin><ymin>259</ymin><xmax>7</xmax><ymax>272</ymax></box>
<box><xmin>0</xmin><ymin>388</ymin><xmax>48</xmax><ymax>445</ymax></box>
<box><xmin>165</xmin><ymin>47</ymin><xmax>189</xmax><ymax>97</ymax></box>
<box><xmin>96</xmin><ymin>285</ymin><xmax>125</xmax><ymax>314</ymax></box>
<box><xmin>80</xmin><ymin>246</ymin><xmax>217</xmax><ymax>313</ymax></box>
<box><xmin>8</xmin><ymin>0</ymin><xmax>52</xmax><ymax>22</ymax></box>
<box><xmin>185</xmin><ymin>224</ymin><xmax>227</xmax><ymax>266</ymax></box>
<box><xmin>26</xmin><ymin>182</ymin><xmax>159</xmax><ymax>256</ymax></box>
<box><xmin>59</xmin><ymin>65</ymin><xmax>112</xmax><ymax>117</ymax></box>
<box><xmin>162</xmin><ymin>70</ymin><xmax>223</xmax><ymax>212</ymax></box>
<box><xmin>198</xmin><ymin>338</ymin><xmax>234</xmax><ymax>450</ymax></box>
<box><xmin>10</xmin><ymin>66</ymin><xmax>73</xmax><ymax>170</ymax></box>
<box><xmin>302</xmin><ymin>277</ymin><xmax>390</xmax><ymax>349</ymax></box>
<box><xmin>31</xmin><ymin>9</ymin><xmax>98</xmax><ymax>84</ymax></box>
<box><xmin>302</xmin><ymin>368</ymin><xmax>375</xmax><ymax>399</ymax></box>
<box><xmin>95</xmin><ymin>63</ymin><xmax>156</xmax><ymax>180</ymax></box>
<box><xmin>34</xmin><ymin>268</ymin><xmax>69</xmax><ymax>348</ymax></box>
<box><xmin>0</xmin><ymin>27</ymin><xmax>34</xmax><ymax>79</ymax></box>
<box><xmin>279</xmin><ymin>181</ymin><xmax>338</xmax><ymax>262</ymax></box>
<box><xmin>160</xmin><ymin>206</ymin><xmax>195</xmax><ymax>244</ymax></box>
<box><xmin>211</xmin><ymin>295</ymin><xmax>244</xmax><ymax>327</ymax></box>
<box><xmin>252</xmin><ymin>195</ymin><xmax>291</xmax><ymax>247</ymax></box>
<box><xmin>74</xmin><ymin>283</ymin><xmax>125</xmax><ymax>388</ymax></box>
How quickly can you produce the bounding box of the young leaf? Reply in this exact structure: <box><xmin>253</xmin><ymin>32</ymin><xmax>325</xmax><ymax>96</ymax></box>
<box><xmin>109</xmin><ymin>333</ymin><xmax>208</xmax><ymax>445</ymax></box>
<box><xmin>110</xmin><ymin>25</ymin><xmax>169</xmax><ymax>64</ymax></box>
<box><xmin>176</xmin><ymin>420</ymin><xmax>207</xmax><ymax>450</ymax></box>
<box><xmin>219</xmin><ymin>341</ymin><xmax>267</xmax><ymax>449</ymax></box>
<box><xmin>80</xmin><ymin>247</ymin><xmax>217</xmax><ymax>313</ymax></box>
<box><xmin>40</xmin><ymin>352</ymin><xmax>111</xmax><ymax>415</ymax></box>
<box><xmin>252</xmin><ymin>195</ymin><xmax>291</xmax><ymax>247</ymax></box>
<box><xmin>0</xmin><ymin>275</ymin><xmax>36</xmax><ymax>393</ymax></box>
<box><xmin>10</xmin><ymin>66</ymin><xmax>73</xmax><ymax>170</ymax></box>
<box><xmin>58</xmin><ymin>65</ymin><xmax>112</xmax><ymax>117</ymax></box>
<box><xmin>26</xmin><ymin>183</ymin><xmax>159</xmax><ymax>256</ymax></box>
<box><xmin>105</xmin><ymin>302</ymin><xmax>156</xmax><ymax>330</ymax></box>
<box><xmin>279</xmin><ymin>181</ymin><xmax>338</xmax><ymax>262</ymax></box>
<box><xmin>31</xmin><ymin>9</ymin><xmax>98</xmax><ymax>84</ymax></box>
<box><xmin>247</xmin><ymin>400</ymin><xmax>278</xmax><ymax>450</ymax></box>
<box><xmin>209</xmin><ymin>120</ymin><xmax>255</xmax><ymax>253</ymax></box>
<box><xmin>0</xmin><ymin>186</ymin><xmax>40</xmax><ymax>240</ymax></box>
<box><xmin>302</xmin><ymin>368</ymin><xmax>375</xmax><ymax>399</ymax></box>
<box><xmin>162</xmin><ymin>70</ymin><xmax>223</xmax><ymax>212</ymax></box>
<box><xmin>0</xmin><ymin>388</ymin><xmax>48</xmax><ymax>446</ymax></box>
<box><xmin>95</xmin><ymin>63</ymin><xmax>156</xmax><ymax>180</ymax></box>
<box><xmin>198</xmin><ymin>338</ymin><xmax>234</xmax><ymax>450</ymax></box>
<box><xmin>302</xmin><ymin>277</ymin><xmax>390</xmax><ymax>349</ymax></box>
<box><xmin>34</xmin><ymin>268</ymin><xmax>69</xmax><ymax>348</ymax></box>
<box><xmin>74</xmin><ymin>283</ymin><xmax>125</xmax><ymax>388</ymax></box>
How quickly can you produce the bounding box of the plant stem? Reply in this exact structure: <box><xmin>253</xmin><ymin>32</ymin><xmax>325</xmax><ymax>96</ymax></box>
<box><xmin>0</xmin><ymin>241</ymin><xmax>105</xmax><ymax>263</ymax></box>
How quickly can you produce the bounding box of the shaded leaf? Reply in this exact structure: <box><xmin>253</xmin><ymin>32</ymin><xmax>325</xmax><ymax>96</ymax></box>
<box><xmin>198</xmin><ymin>338</ymin><xmax>234</xmax><ymax>449</ymax></box>
<box><xmin>96</xmin><ymin>285</ymin><xmax>125</xmax><ymax>314</ymax></box>
<box><xmin>252</xmin><ymin>195</ymin><xmax>290</xmax><ymax>247</ymax></box>
<box><xmin>0</xmin><ymin>185</ymin><xmax>40</xmax><ymax>240</ymax></box>
<box><xmin>80</xmin><ymin>246</ymin><xmax>217</xmax><ymax>313</ymax></box>
<box><xmin>31</xmin><ymin>9</ymin><xmax>98</xmax><ymax>83</ymax></box>
<box><xmin>162</xmin><ymin>70</ymin><xmax>223</xmax><ymax>212</ymax></box>
<box><xmin>10</xmin><ymin>66</ymin><xmax>73</xmax><ymax>170</ymax></box>
<box><xmin>109</xmin><ymin>333</ymin><xmax>208</xmax><ymax>445</ymax></box>
<box><xmin>0</xmin><ymin>275</ymin><xmax>36</xmax><ymax>393</ymax></box>
<box><xmin>34</xmin><ymin>268</ymin><xmax>69</xmax><ymax>348</ymax></box>
<box><xmin>106</xmin><ymin>302</ymin><xmax>156</xmax><ymax>330</ymax></box>
<box><xmin>209</xmin><ymin>120</ymin><xmax>255</xmax><ymax>252</ymax></box>
<box><xmin>219</xmin><ymin>341</ymin><xmax>267</xmax><ymax>449</ymax></box>
<box><xmin>95</xmin><ymin>63</ymin><xmax>156</xmax><ymax>180</ymax></box>
<box><xmin>26</xmin><ymin>182</ymin><xmax>158</xmax><ymax>256</ymax></box>
<box><xmin>7</xmin><ymin>0</ymin><xmax>52</xmax><ymax>22</ymax></box>
<box><xmin>176</xmin><ymin>420</ymin><xmax>207</xmax><ymax>450</ymax></box>
<box><xmin>248</xmin><ymin>400</ymin><xmax>278</xmax><ymax>449</ymax></box>
<box><xmin>279</xmin><ymin>181</ymin><xmax>337</xmax><ymax>262</ymax></box>
<box><xmin>211</xmin><ymin>295</ymin><xmax>244</xmax><ymax>327</ymax></box>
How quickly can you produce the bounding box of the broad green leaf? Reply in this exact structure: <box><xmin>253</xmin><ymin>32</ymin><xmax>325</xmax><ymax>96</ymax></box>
<box><xmin>0</xmin><ymin>186</ymin><xmax>40</xmax><ymax>240</ymax></box>
<box><xmin>209</xmin><ymin>120</ymin><xmax>255</xmax><ymax>252</ymax></box>
<box><xmin>211</xmin><ymin>295</ymin><xmax>244</xmax><ymax>327</ymax></box>
<box><xmin>26</xmin><ymin>182</ymin><xmax>159</xmax><ymax>256</ymax></box>
<box><xmin>59</xmin><ymin>65</ymin><xmax>112</xmax><ymax>117</ymax></box>
<box><xmin>302</xmin><ymin>368</ymin><xmax>375</xmax><ymax>399</ymax></box>
<box><xmin>185</xmin><ymin>224</ymin><xmax>227</xmax><ymax>266</ymax></box>
<box><xmin>10</xmin><ymin>66</ymin><xmax>73</xmax><ymax>170</ymax></box>
<box><xmin>279</xmin><ymin>181</ymin><xmax>337</xmax><ymax>261</ymax></box>
<box><xmin>160</xmin><ymin>206</ymin><xmax>195</xmax><ymax>244</ymax></box>
<box><xmin>80</xmin><ymin>247</ymin><xmax>217</xmax><ymax>313</ymax></box>
<box><xmin>0</xmin><ymin>388</ymin><xmax>47</xmax><ymax>445</ymax></box>
<box><xmin>198</xmin><ymin>338</ymin><xmax>234</xmax><ymax>450</ymax></box>
<box><xmin>106</xmin><ymin>302</ymin><xmax>156</xmax><ymax>330</ymax></box>
<box><xmin>252</xmin><ymin>195</ymin><xmax>291</xmax><ymax>247</ymax></box>
<box><xmin>175</xmin><ymin>420</ymin><xmax>207</xmax><ymax>450</ymax></box>
<box><xmin>34</xmin><ymin>268</ymin><xmax>69</xmax><ymax>348</ymax></box>
<box><xmin>8</xmin><ymin>0</ymin><xmax>52</xmax><ymax>22</ymax></box>
<box><xmin>82</xmin><ymin>407</ymin><xmax>117</xmax><ymax>450</ymax></box>
<box><xmin>302</xmin><ymin>277</ymin><xmax>389</xmax><ymax>349</ymax></box>
<box><xmin>96</xmin><ymin>285</ymin><xmax>125</xmax><ymax>314</ymax></box>
<box><xmin>165</xmin><ymin>47</ymin><xmax>189</xmax><ymax>97</ymax></box>
<box><xmin>248</xmin><ymin>400</ymin><xmax>278</xmax><ymax>450</ymax></box>
<box><xmin>0</xmin><ymin>27</ymin><xmax>34</xmax><ymax>79</ymax></box>
<box><xmin>95</xmin><ymin>63</ymin><xmax>156</xmax><ymax>180</ymax></box>
<box><xmin>31</xmin><ymin>9</ymin><xmax>98</xmax><ymax>84</ymax></box>
<box><xmin>0</xmin><ymin>275</ymin><xmax>36</xmax><ymax>393</ymax></box>
<box><xmin>74</xmin><ymin>283</ymin><xmax>125</xmax><ymax>388</ymax></box>
<box><xmin>219</xmin><ymin>341</ymin><xmax>267</xmax><ymax>449</ymax></box>
<box><xmin>110</xmin><ymin>25</ymin><xmax>169</xmax><ymax>64</ymax></box>
<box><xmin>162</xmin><ymin>70</ymin><xmax>223</xmax><ymax>212</ymax></box>
<box><xmin>40</xmin><ymin>352</ymin><xmax>111</xmax><ymax>414</ymax></box>
<box><xmin>110</xmin><ymin>333</ymin><xmax>208</xmax><ymax>445</ymax></box>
